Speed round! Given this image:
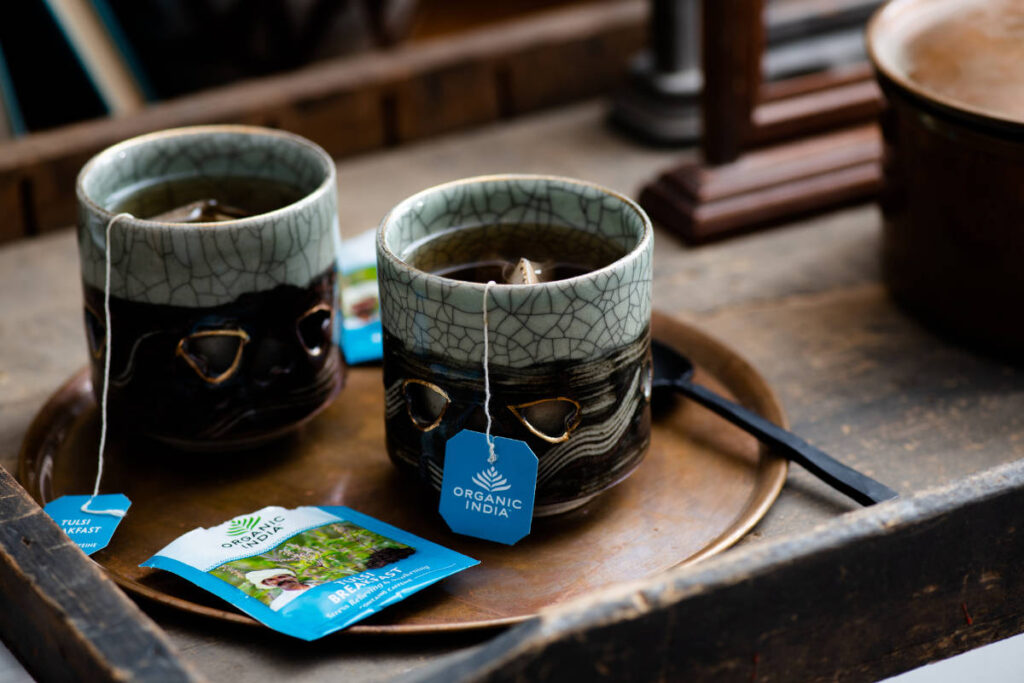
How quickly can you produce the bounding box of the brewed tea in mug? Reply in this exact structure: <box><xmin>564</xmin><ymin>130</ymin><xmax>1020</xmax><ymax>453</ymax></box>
<box><xmin>402</xmin><ymin>223</ymin><xmax>628</xmax><ymax>283</ymax></box>
<box><xmin>77</xmin><ymin>127</ymin><xmax>342</xmax><ymax>449</ymax></box>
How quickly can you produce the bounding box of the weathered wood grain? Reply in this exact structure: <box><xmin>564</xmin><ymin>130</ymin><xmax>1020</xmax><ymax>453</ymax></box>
<box><xmin>0</xmin><ymin>467</ymin><xmax>203</xmax><ymax>682</ymax></box>
<box><xmin>412</xmin><ymin>458</ymin><xmax>1024</xmax><ymax>682</ymax></box>
<box><xmin>502</xmin><ymin>27</ymin><xmax>641</xmax><ymax>116</ymax></box>
<box><xmin>393</xmin><ymin>61</ymin><xmax>501</xmax><ymax>141</ymax></box>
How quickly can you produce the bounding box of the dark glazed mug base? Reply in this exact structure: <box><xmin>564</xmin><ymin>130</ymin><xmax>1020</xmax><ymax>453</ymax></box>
<box><xmin>382</xmin><ymin>327</ymin><xmax>652</xmax><ymax>516</ymax></box>
<box><xmin>103</xmin><ymin>356</ymin><xmax>345</xmax><ymax>453</ymax></box>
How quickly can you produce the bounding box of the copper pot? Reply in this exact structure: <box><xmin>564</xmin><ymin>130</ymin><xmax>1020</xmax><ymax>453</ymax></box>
<box><xmin>868</xmin><ymin>0</ymin><xmax>1024</xmax><ymax>353</ymax></box>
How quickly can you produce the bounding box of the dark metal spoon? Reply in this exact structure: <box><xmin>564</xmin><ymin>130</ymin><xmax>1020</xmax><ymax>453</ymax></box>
<box><xmin>651</xmin><ymin>340</ymin><xmax>898</xmax><ymax>506</ymax></box>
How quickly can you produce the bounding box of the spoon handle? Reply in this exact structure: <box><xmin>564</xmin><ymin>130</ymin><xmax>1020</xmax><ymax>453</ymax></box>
<box><xmin>674</xmin><ymin>379</ymin><xmax>898</xmax><ymax>506</ymax></box>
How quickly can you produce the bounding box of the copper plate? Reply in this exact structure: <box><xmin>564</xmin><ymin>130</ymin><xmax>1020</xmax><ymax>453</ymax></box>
<box><xmin>17</xmin><ymin>312</ymin><xmax>787</xmax><ymax>635</ymax></box>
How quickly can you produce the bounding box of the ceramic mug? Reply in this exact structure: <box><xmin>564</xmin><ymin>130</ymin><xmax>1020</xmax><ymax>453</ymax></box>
<box><xmin>76</xmin><ymin>125</ymin><xmax>343</xmax><ymax>449</ymax></box>
<box><xmin>377</xmin><ymin>175</ymin><xmax>654</xmax><ymax>515</ymax></box>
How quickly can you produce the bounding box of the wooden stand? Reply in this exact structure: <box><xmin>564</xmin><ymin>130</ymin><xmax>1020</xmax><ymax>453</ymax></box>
<box><xmin>641</xmin><ymin>124</ymin><xmax>881</xmax><ymax>242</ymax></box>
<box><xmin>639</xmin><ymin>0</ymin><xmax>884</xmax><ymax>243</ymax></box>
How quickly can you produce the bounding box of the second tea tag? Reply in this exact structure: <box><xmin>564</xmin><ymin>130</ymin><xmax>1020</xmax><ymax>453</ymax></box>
<box><xmin>44</xmin><ymin>494</ymin><xmax>131</xmax><ymax>555</ymax></box>
<box><xmin>439</xmin><ymin>430</ymin><xmax>538</xmax><ymax>545</ymax></box>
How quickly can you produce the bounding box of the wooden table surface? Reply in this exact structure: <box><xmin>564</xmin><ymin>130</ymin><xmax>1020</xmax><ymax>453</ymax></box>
<box><xmin>2</xmin><ymin>101</ymin><xmax>1022</xmax><ymax>681</ymax></box>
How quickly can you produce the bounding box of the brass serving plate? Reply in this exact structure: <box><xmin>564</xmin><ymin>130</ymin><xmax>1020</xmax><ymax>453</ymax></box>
<box><xmin>18</xmin><ymin>311</ymin><xmax>787</xmax><ymax>634</ymax></box>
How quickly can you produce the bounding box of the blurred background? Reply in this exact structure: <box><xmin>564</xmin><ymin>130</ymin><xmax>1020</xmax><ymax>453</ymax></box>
<box><xmin>0</xmin><ymin>0</ymin><xmax>627</xmax><ymax>135</ymax></box>
<box><xmin>0</xmin><ymin>0</ymin><xmax>883</xmax><ymax>242</ymax></box>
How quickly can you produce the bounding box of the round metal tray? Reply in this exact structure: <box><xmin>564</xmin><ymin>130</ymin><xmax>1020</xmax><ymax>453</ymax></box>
<box><xmin>18</xmin><ymin>311</ymin><xmax>787</xmax><ymax>635</ymax></box>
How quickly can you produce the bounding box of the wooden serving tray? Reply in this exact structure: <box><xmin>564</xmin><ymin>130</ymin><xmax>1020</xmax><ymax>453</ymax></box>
<box><xmin>17</xmin><ymin>312</ymin><xmax>787</xmax><ymax>635</ymax></box>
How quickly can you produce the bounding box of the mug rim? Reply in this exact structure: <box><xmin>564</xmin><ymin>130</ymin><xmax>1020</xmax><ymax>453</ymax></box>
<box><xmin>76</xmin><ymin>124</ymin><xmax>336</xmax><ymax>231</ymax></box>
<box><xmin>376</xmin><ymin>173</ymin><xmax>653</xmax><ymax>291</ymax></box>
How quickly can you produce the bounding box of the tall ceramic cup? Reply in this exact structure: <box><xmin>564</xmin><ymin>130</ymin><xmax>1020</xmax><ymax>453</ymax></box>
<box><xmin>377</xmin><ymin>175</ymin><xmax>654</xmax><ymax>516</ymax></box>
<box><xmin>76</xmin><ymin>126</ymin><xmax>343</xmax><ymax>449</ymax></box>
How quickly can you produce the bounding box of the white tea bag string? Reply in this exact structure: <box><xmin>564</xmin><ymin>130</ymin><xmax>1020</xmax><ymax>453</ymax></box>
<box><xmin>81</xmin><ymin>212</ymin><xmax>133</xmax><ymax>518</ymax></box>
<box><xmin>482</xmin><ymin>280</ymin><xmax>497</xmax><ymax>464</ymax></box>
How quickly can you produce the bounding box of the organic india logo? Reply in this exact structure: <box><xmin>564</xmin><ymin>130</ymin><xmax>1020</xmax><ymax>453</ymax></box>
<box><xmin>227</xmin><ymin>516</ymin><xmax>261</xmax><ymax>536</ymax></box>
<box><xmin>472</xmin><ymin>466</ymin><xmax>511</xmax><ymax>492</ymax></box>
<box><xmin>220</xmin><ymin>514</ymin><xmax>287</xmax><ymax>549</ymax></box>
<box><xmin>450</xmin><ymin>466</ymin><xmax>523</xmax><ymax>518</ymax></box>
<box><xmin>449</xmin><ymin>465</ymin><xmax>524</xmax><ymax>519</ymax></box>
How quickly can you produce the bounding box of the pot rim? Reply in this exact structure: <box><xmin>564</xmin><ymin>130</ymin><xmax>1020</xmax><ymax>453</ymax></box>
<box><xmin>866</xmin><ymin>0</ymin><xmax>1024</xmax><ymax>132</ymax></box>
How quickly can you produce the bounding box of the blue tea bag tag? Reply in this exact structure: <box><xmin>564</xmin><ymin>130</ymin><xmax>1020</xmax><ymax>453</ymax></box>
<box><xmin>43</xmin><ymin>494</ymin><xmax>131</xmax><ymax>555</ymax></box>
<box><xmin>439</xmin><ymin>430</ymin><xmax>538</xmax><ymax>545</ymax></box>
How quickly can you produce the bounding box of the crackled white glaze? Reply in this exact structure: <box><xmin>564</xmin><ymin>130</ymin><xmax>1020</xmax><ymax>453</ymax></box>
<box><xmin>377</xmin><ymin>175</ymin><xmax>653</xmax><ymax>369</ymax></box>
<box><xmin>77</xmin><ymin>126</ymin><xmax>338</xmax><ymax>308</ymax></box>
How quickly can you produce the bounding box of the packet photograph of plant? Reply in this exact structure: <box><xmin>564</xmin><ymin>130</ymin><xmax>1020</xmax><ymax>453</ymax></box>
<box><xmin>209</xmin><ymin>521</ymin><xmax>415</xmax><ymax>609</ymax></box>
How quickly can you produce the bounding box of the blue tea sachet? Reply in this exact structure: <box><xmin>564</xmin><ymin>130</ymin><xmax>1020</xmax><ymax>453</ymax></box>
<box><xmin>336</xmin><ymin>227</ymin><xmax>383</xmax><ymax>364</ymax></box>
<box><xmin>141</xmin><ymin>505</ymin><xmax>477</xmax><ymax>640</ymax></box>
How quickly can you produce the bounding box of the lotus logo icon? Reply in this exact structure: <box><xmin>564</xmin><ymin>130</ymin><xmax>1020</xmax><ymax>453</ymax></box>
<box><xmin>227</xmin><ymin>516</ymin><xmax>260</xmax><ymax>536</ymax></box>
<box><xmin>471</xmin><ymin>466</ymin><xmax>511</xmax><ymax>492</ymax></box>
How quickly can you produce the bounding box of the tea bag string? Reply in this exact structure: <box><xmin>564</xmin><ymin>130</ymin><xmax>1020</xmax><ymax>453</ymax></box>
<box><xmin>482</xmin><ymin>280</ymin><xmax>497</xmax><ymax>464</ymax></box>
<box><xmin>81</xmin><ymin>212</ymin><xmax>134</xmax><ymax>518</ymax></box>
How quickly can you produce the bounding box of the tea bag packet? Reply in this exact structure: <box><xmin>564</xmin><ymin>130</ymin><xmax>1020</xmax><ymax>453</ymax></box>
<box><xmin>336</xmin><ymin>226</ymin><xmax>383</xmax><ymax>364</ymax></box>
<box><xmin>141</xmin><ymin>505</ymin><xmax>478</xmax><ymax>640</ymax></box>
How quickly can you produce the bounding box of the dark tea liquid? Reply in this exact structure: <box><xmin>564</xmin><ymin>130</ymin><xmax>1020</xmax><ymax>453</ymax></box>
<box><xmin>106</xmin><ymin>175</ymin><xmax>307</xmax><ymax>222</ymax></box>
<box><xmin>402</xmin><ymin>223</ymin><xmax>628</xmax><ymax>283</ymax></box>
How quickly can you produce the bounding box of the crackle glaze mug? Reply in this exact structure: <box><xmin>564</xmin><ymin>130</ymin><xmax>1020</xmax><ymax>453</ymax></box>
<box><xmin>377</xmin><ymin>175</ymin><xmax>654</xmax><ymax>515</ymax></box>
<box><xmin>76</xmin><ymin>126</ymin><xmax>343</xmax><ymax>449</ymax></box>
